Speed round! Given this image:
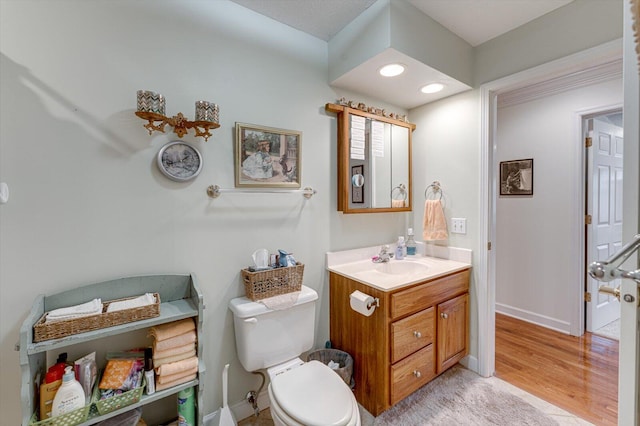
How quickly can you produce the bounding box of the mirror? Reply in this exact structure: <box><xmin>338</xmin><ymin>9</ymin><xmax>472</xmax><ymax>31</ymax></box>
<box><xmin>326</xmin><ymin>103</ymin><xmax>415</xmax><ymax>213</ymax></box>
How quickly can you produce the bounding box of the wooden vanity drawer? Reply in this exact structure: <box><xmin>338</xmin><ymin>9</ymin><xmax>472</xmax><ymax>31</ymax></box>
<box><xmin>391</xmin><ymin>269</ymin><xmax>469</xmax><ymax>319</ymax></box>
<box><xmin>391</xmin><ymin>307</ymin><xmax>435</xmax><ymax>363</ymax></box>
<box><xmin>390</xmin><ymin>344</ymin><xmax>435</xmax><ymax>404</ymax></box>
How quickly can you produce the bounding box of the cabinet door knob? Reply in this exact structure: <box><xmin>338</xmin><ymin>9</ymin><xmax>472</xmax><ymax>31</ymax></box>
<box><xmin>413</xmin><ymin>331</ymin><xmax>422</xmax><ymax>338</ymax></box>
<box><xmin>441</xmin><ymin>313</ymin><xmax>448</xmax><ymax>319</ymax></box>
<box><xmin>413</xmin><ymin>370</ymin><xmax>421</xmax><ymax>378</ymax></box>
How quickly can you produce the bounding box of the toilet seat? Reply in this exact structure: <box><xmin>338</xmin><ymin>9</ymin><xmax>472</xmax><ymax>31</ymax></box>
<box><xmin>269</xmin><ymin>360</ymin><xmax>359</xmax><ymax>426</ymax></box>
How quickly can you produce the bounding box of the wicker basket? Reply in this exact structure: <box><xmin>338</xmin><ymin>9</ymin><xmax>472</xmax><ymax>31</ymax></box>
<box><xmin>33</xmin><ymin>293</ymin><xmax>161</xmax><ymax>342</ymax></box>
<box><xmin>241</xmin><ymin>263</ymin><xmax>304</xmax><ymax>301</ymax></box>
<box><xmin>307</xmin><ymin>348</ymin><xmax>353</xmax><ymax>386</ymax></box>
<box><xmin>91</xmin><ymin>385</ymin><xmax>143</xmax><ymax>416</ymax></box>
<box><xmin>29</xmin><ymin>404</ymin><xmax>91</xmax><ymax>426</ymax></box>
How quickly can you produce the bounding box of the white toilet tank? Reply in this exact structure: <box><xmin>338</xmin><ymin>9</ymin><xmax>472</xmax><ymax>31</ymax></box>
<box><xmin>229</xmin><ymin>285</ymin><xmax>318</xmax><ymax>372</ymax></box>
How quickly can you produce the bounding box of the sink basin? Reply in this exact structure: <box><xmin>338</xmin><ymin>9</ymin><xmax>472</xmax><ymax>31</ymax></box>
<box><xmin>375</xmin><ymin>261</ymin><xmax>429</xmax><ymax>275</ymax></box>
<box><xmin>327</xmin><ymin>256</ymin><xmax>470</xmax><ymax>291</ymax></box>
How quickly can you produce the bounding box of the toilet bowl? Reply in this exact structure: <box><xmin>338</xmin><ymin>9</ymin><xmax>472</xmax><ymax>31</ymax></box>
<box><xmin>267</xmin><ymin>360</ymin><xmax>360</xmax><ymax>426</ymax></box>
<box><xmin>229</xmin><ymin>285</ymin><xmax>360</xmax><ymax>426</ymax></box>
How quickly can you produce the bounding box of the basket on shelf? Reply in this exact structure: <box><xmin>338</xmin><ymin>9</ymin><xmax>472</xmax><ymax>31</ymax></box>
<box><xmin>90</xmin><ymin>367</ymin><xmax>145</xmax><ymax>416</ymax></box>
<box><xmin>91</xmin><ymin>385</ymin><xmax>144</xmax><ymax>416</ymax></box>
<box><xmin>241</xmin><ymin>263</ymin><xmax>304</xmax><ymax>301</ymax></box>
<box><xmin>29</xmin><ymin>404</ymin><xmax>91</xmax><ymax>426</ymax></box>
<box><xmin>33</xmin><ymin>293</ymin><xmax>161</xmax><ymax>343</ymax></box>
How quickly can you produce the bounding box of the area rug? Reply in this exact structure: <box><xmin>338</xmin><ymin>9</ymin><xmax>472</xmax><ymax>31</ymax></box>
<box><xmin>360</xmin><ymin>365</ymin><xmax>573</xmax><ymax>426</ymax></box>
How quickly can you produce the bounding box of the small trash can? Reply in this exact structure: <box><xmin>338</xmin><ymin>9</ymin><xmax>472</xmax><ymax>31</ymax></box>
<box><xmin>307</xmin><ymin>348</ymin><xmax>353</xmax><ymax>387</ymax></box>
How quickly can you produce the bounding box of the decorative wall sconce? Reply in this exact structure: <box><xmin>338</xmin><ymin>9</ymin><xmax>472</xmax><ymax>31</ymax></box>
<box><xmin>135</xmin><ymin>90</ymin><xmax>220</xmax><ymax>141</ymax></box>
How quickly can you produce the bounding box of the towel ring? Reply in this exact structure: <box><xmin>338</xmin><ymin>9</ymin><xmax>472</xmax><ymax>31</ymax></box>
<box><xmin>424</xmin><ymin>181</ymin><xmax>443</xmax><ymax>201</ymax></box>
<box><xmin>391</xmin><ymin>184</ymin><xmax>407</xmax><ymax>200</ymax></box>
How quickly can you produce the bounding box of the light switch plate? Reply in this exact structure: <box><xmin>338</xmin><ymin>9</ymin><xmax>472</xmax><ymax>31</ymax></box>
<box><xmin>451</xmin><ymin>218</ymin><xmax>466</xmax><ymax>234</ymax></box>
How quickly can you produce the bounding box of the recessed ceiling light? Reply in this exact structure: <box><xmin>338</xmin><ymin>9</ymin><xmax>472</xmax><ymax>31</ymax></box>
<box><xmin>421</xmin><ymin>83</ymin><xmax>445</xmax><ymax>94</ymax></box>
<box><xmin>379</xmin><ymin>63</ymin><xmax>405</xmax><ymax>77</ymax></box>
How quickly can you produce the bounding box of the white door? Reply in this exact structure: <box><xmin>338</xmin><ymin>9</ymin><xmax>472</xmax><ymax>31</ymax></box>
<box><xmin>586</xmin><ymin>116</ymin><xmax>624</xmax><ymax>332</ymax></box>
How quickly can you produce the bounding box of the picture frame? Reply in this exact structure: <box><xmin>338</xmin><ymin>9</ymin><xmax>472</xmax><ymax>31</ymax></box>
<box><xmin>500</xmin><ymin>158</ymin><xmax>533</xmax><ymax>196</ymax></box>
<box><xmin>235</xmin><ymin>122</ymin><xmax>301</xmax><ymax>188</ymax></box>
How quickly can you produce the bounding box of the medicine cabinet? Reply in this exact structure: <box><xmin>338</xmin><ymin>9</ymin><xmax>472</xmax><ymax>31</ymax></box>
<box><xmin>326</xmin><ymin>103</ymin><xmax>415</xmax><ymax>214</ymax></box>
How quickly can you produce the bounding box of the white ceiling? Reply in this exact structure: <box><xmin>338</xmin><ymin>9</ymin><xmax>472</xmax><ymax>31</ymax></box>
<box><xmin>230</xmin><ymin>0</ymin><xmax>575</xmax><ymax>108</ymax></box>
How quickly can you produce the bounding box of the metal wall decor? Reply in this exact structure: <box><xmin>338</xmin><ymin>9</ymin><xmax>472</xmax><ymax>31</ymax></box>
<box><xmin>135</xmin><ymin>90</ymin><xmax>220</xmax><ymax>141</ymax></box>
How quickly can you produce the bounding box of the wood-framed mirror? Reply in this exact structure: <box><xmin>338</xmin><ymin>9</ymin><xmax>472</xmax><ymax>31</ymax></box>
<box><xmin>326</xmin><ymin>103</ymin><xmax>416</xmax><ymax>214</ymax></box>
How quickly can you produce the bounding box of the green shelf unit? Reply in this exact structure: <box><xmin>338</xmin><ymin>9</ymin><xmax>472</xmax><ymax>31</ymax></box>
<box><xmin>19</xmin><ymin>274</ymin><xmax>205</xmax><ymax>426</ymax></box>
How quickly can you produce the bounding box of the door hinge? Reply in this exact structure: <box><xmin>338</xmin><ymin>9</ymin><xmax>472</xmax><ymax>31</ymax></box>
<box><xmin>585</xmin><ymin>137</ymin><xmax>592</xmax><ymax>148</ymax></box>
<box><xmin>585</xmin><ymin>214</ymin><xmax>592</xmax><ymax>225</ymax></box>
<box><xmin>585</xmin><ymin>292</ymin><xmax>592</xmax><ymax>302</ymax></box>
<box><xmin>488</xmin><ymin>242</ymin><xmax>492</xmax><ymax>251</ymax></box>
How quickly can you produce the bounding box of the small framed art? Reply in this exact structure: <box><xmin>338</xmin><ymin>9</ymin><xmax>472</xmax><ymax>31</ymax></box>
<box><xmin>500</xmin><ymin>158</ymin><xmax>533</xmax><ymax>196</ymax></box>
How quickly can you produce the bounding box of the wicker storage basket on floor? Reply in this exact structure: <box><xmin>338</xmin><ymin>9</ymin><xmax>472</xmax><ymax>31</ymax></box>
<box><xmin>241</xmin><ymin>263</ymin><xmax>304</xmax><ymax>301</ymax></box>
<box><xmin>307</xmin><ymin>348</ymin><xmax>353</xmax><ymax>386</ymax></box>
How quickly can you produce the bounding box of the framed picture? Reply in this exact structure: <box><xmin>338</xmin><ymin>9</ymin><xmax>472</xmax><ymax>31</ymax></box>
<box><xmin>351</xmin><ymin>165</ymin><xmax>364</xmax><ymax>204</ymax></box>
<box><xmin>500</xmin><ymin>158</ymin><xmax>533</xmax><ymax>196</ymax></box>
<box><xmin>235</xmin><ymin>122</ymin><xmax>301</xmax><ymax>188</ymax></box>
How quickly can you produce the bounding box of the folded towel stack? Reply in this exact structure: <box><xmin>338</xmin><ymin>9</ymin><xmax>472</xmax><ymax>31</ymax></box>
<box><xmin>149</xmin><ymin>318</ymin><xmax>198</xmax><ymax>391</ymax></box>
<box><xmin>45</xmin><ymin>298</ymin><xmax>103</xmax><ymax>323</ymax></box>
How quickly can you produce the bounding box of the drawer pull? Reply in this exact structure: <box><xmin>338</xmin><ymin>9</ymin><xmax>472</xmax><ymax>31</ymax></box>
<box><xmin>441</xmin><ymin>313</ymin><xmax>448</xmax><ymax>319</ymax></box>
<box><xmin>413</xmin><ymin>370</ymin><xmax>421</xmax><ymax>378</ymax></box>
<box><xmin>413</xmin><ymin>331</ymin><xmax>422</xmax><ymax>338</ymax></box>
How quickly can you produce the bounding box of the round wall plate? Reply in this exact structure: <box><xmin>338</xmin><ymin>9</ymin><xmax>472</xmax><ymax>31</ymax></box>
<box><xmin>157</xmin><ymin>141</ymin><xmax>203</xmax><ymax>182</ymax></box>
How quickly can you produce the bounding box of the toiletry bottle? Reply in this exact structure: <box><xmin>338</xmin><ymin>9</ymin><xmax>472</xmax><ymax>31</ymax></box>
<box><xmin>177</xmin><ymin>386</ymin><xmax>196</xmax><ymax>426</ymax></box>
<box><xmin>406</xmin><ymin>228</ymin><xmax>417</xmax><ymax>256</ymax></box>
<box><xmin>52</xmin><ymin>366</ymin><xmax>85</xmax><ymax>417</ymax></box>
<box><xmin>395</xmin><ymin>236</ymin><xmax>405</xmax><ymax>260</ymax></box>
<box><xmin>144</xmin><ymin>347</ymin><xmax>155</xmax><ymax>395</ymax></box>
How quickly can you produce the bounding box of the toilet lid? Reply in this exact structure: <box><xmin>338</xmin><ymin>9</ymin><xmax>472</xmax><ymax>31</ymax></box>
<box><xmin>271</xmin><ymin>360</ymin><xmax>354</xmax><ymax>426</ymax></box>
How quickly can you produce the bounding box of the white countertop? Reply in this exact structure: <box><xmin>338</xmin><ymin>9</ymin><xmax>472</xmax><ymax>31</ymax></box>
<box><xmin>326</xmin><ymin>244</ymin><xmax>472</xmax><ymax>291</ymax></box>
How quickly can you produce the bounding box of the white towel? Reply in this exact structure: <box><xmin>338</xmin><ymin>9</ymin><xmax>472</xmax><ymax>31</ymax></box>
<box><xmin>106</xmin><ymin>293</ymin><xmax>156</xmax><ymax>313</ymax></box>
<box><xmin>45</xmin><ymin>298</ymin><xmax>103</xmax><ymax>322</ymax></box>
<box><xmin>258</xmin><ymin>291</ymin><xmax>301</xmax><ymax>311</ymax></box>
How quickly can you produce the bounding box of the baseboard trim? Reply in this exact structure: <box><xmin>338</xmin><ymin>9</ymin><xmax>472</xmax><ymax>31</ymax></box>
<box><xmin>496</xmin><ymin>303</ymin><xmax>571</xmax><ymax>334</ymax></box>
<box><xmin>203</xmin><ymin>390</ymin><xmax>271</xmax><ymax>425</ymax></box>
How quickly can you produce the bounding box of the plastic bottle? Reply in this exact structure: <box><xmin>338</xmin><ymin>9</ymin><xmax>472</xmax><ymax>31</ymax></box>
<box><xmin>406</xmin><ymin>228</ymin><xmax>417</xmax><ymax>256</ymax></box>
<box><xmin>177</xmin><ymin>386</ymin><xmax>195</xmax><ymax>426</ymax></box>
<box><xmin>395</xmin><ymin>236</ymin><xmax>405</xmax><ymax>260</ymax></box>
<box><xmin>52</xmin><ymin>366</ymin><xmax>85</xmax><ymax>417</ymax></box>
<box><xmin>144</xmin><ymin>347</ymin><xmax>155</xmax><ymax>395</ymax></box>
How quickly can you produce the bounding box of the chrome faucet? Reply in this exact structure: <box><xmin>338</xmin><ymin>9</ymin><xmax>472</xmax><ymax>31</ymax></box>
<box><xmin>373</xmin><ymin>245</ymin><xmax>394</xmax><ymax>263</ymax></box>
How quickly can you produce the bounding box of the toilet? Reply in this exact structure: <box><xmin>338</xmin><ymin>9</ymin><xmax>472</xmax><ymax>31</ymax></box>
<box><xmin>229</xmin><ymin>285</ymin><xmax>361</xmax><ymax>426</ymax></box>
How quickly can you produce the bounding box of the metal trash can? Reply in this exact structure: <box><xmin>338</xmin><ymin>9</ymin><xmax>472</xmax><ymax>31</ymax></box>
<box><xmin>307</xmin><ymin>348</ymin><xmax>353</xmax><ymax>387</ymax></box>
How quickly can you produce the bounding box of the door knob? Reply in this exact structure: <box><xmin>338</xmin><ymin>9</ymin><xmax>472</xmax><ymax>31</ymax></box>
<box><xmin>413</xmin><ymin>331</ymin><xmax>421</xmax><ymax>338</ymax></box>
<box><xmin>441</xmin><ymin>313</ymin><xmax>448</xmax><ymax>319</ymax></box>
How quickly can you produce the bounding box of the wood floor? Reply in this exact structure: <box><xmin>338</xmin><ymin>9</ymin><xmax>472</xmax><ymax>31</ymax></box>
<box><xmin>495</xmin><ymin>313</ymin><xmax>619</xmax><ymax>425</ymax></box>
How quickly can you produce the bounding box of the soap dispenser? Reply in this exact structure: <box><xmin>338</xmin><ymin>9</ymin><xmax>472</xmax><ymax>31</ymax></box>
<box><xmin>406</xmin><ymin>228</ymin><xmax>417</xmax><ymax>256</ymax></box>
<box><xmin>52</xmin><ymin>366</ymin><xmax>85</xmax><ymax>416</ymax></box>
<box><xmin>395</xmin><ymin>236</ymin><xmax>405</xmax><ymax>260</ymax></box>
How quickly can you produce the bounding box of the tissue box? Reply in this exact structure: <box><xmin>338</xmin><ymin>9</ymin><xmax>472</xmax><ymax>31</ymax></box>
<box><xmin>241</xmin><ymin>263</ymin><xmax>304</xmax><ymax>301</ymax></box>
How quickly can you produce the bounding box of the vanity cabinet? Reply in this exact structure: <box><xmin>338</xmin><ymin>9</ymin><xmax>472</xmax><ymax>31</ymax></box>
<box><xmin>18</xmin><ymin>274</ymin><xmax>204</xmax><ymax>426</ymax></box>
<box><xmin>329</xmin><ymin>268</ymin><xmax>469</xmax><ymax>416</ymax></box>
